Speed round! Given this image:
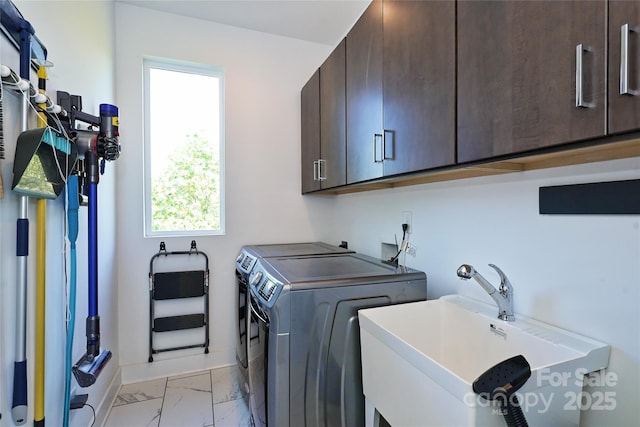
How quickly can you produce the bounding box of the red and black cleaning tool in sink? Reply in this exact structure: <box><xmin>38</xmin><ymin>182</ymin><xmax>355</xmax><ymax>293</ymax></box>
<box><xmin>473</xmin><ymin>354</ymin><xmax>532</xmax><ymax>427</ymax></box>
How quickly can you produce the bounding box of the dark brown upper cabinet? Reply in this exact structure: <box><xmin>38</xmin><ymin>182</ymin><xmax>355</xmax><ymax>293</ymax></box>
<box><xmin>609</xmin><ymin>1</ymin><xmax>640</xmax><ymax>134</ymax></box>
<box><xmin>457</xmin><ymin>0</ymin><xmax>606</xmax><ymax>163</ymax></box>
<box><xmin>301</xmin><ymin>41</ymin><xmax>347</xmax><ymax>193</ymax></box>
<box><xmin>346</xmin><ymin>0</ymin><xmax>383</xmax><ymax>184</ymax></box>
<box><xmin>303</xmin><ymin>0</ymin><xmax>640</xmax><ymax>195</ymax></box>
<box><xmin>301</xmin><ymin>69</ymin><xmax>321</xmax><ymax>194</ymax></box>
<box><xmin>382</xmin><ymin>0</ymin><xmax>456</xmax><ymax>175</ymax></box>
<box><xmin>319</xmin><ymin>39</ymin><xmax>347</xmax><ymax>189</ymax></box>
<box><xmin>346</xmin><ymin>0</ymin><xmax>455</xmax><ymax>183</ymax></box>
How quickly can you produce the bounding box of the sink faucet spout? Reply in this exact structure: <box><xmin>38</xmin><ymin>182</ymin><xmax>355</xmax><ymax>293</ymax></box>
<box><xmin>457</xmin><ymin>264</ymin><xmax>515</xmax><ymax>321</ymax></box>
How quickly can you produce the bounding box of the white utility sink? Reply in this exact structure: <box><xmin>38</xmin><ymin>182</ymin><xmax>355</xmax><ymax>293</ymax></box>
<box><xmin>358</xmin><ymin>295</ymin><xmax>610</xmax><ymax>427</ymax></box>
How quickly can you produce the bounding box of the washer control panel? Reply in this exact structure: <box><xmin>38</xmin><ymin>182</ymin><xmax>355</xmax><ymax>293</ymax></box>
<box><xmin>235</xmin><ymin>250</ymin><xmax>256</xmax><ymax>276</ymax></box>
<box><xmin>258</xmin><ymin>277</ymin><xmax>279</xmax><ymax>302</ymax></box>
<box><xmin>248</xmin><ymin>261</ymin><xmax>283</xmax><ymax>309</ymax></box>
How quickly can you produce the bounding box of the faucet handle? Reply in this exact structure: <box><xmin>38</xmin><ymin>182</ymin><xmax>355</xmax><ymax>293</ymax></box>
<box><xmin>488</xmin><ymin>264</ymin><xmax>512</xmax><ymax>293</ymax></box>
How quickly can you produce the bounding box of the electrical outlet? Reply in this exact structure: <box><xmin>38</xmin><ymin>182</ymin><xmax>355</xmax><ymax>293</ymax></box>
<box><xmin>402</xmin><ymin>211</ymin><xmax>412</xmax><ymax>234</ymax></box>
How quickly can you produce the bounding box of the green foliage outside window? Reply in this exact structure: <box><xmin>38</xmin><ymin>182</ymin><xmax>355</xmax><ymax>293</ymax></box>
<box><xmin>151</xmin><ymin>133</ymin><xmax>220</xmax><ymax>231</ymax></box>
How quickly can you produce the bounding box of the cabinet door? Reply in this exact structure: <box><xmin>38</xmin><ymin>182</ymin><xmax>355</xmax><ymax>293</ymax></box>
<box><xmin>346</xmin><ymin>0</ymin><xmax>383</xmax><ymax>184</ymax></box>
<box><xmin>320</xmin><ymin>39</ymin><xmax>347</xmax><ymax>189</ymax></box>
<box><xmin>609</xmin><ymin>1</ymin><xmax>640</xmax><ymax>134</ymax></box>
<box><xmin>301</xmin><ymin>69</ymin><xmax>321</xmax><ymax>194</ymax></box>
<box><xmin>382</xmin><ymin>0</ymin><xmax>455</xmax><ymax>176</ymax></box>
<box><xmin>458</xmin><ymin>1</ymin><xmax>606</xmax><ymax>163</ymax></box>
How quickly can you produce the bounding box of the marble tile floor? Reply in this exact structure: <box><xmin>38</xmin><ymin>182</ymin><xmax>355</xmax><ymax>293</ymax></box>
<box><xmin>104</xmin><ymin>366</ymin><xmax>252</xmax><ymax>427</ymax></box>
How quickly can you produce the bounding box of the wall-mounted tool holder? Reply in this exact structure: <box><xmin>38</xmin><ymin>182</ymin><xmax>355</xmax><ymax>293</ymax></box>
<box><xmin>148</xmin><ymin>240</ymin><xmax>209</xmax><ymax>362</ymax></box>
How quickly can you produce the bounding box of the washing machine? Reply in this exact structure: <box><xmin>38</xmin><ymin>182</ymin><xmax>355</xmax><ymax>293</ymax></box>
<box><xmin>234</xmin><ymin>243</ymin><xmax>352</xmax><ymax>403</ymax></box>
<box><xmin>246</xmin><ymin>252</ymin><xmax>427</xmax><ymax>427</ymax></box>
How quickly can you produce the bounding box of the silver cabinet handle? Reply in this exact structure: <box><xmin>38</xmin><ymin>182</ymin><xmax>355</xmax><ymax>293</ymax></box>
<box><xmin>383</xmin><ymin>130</ymin><xmax>394</xmax><ymax>160</ymax></box>
<box><xmin>313</xmin><ymin>160</ymin><xmax>319</xmax><ymax>181</ymax></box>
<box><xmin>373</xmin><ymin>134</ymin><xmax>383</xmax><ymax>163</ymax></box>
<box><xmin>575</xmin><ymin>44</ymin><xmax>592</xmax><ymax>108</ymax></box>
<box><xmin>620</xmin><ymin>23</ymin><xmax>638</xmax><ymax>96</ymax></box>
<box><xmin>621</xmin><ymin>24</ymin><xmax>630</xmax><ymax>95</ymax></box>
<box><xmin>318</xmin><ymin>159</ymin><xmax>327</xmax><ymax>181</ymax></box>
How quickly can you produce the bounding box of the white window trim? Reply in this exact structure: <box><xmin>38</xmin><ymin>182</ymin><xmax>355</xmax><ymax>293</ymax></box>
<box><xmin>142</xmin><ymin>56</ymin><xmax>225</xmax><ymax>238</ymax></box>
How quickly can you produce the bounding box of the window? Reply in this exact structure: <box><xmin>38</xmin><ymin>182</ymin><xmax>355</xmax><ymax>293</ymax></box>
<box><xmin>143</xmin><ymin>58</ymin><xmax>224</xmax><ymax>237</ymax></box>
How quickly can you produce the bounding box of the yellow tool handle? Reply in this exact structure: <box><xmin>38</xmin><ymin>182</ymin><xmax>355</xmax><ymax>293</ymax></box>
<box><xmin>34</xmin><ymin>64</ymin><xmax>48</xmax><ymax>425</ymax></box>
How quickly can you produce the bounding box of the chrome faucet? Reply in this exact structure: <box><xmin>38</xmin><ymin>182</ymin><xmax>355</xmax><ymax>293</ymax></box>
<box><xmin>457</xmin><ymin>264</ymin><xmax>515</xmax><ymax>321</ymax></box>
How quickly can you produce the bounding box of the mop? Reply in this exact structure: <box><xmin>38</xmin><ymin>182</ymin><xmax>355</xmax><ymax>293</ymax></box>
<box><xmin>63</xmin><ymin>175</ymin><xmax>79</xmax><ymax>427</ymax></box>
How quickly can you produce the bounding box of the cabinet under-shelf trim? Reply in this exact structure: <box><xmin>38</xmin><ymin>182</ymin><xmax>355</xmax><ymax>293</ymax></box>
<box><xmin>309</xmin><ymin>137</ymin><xmax>640</xmax><ymax>196</ymax></box>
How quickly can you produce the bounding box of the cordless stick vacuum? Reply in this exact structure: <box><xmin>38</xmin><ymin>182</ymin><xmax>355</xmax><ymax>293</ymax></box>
<box><xmin>72</xmin><ymin>147</ymin><xmax>113</xmax><ymax>387</ymax></box>
<box><xmin>57</xmin><ymin>92</ymin><xmax>121</xmax><ymax>387</ymax></box>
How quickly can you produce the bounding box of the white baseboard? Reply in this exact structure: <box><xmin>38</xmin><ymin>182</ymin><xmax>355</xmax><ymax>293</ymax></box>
<box><xmin>95</xmin><ymin>366</ymin><xmax>122</xmax><ymax>427</ymax></box>
<box><xmin>120</xmin><ymin>349</ymin><xmax>235</xmax><ymax>385</ymax></box>
<box><xmin>68</xmin><ymin>366</ymin><xmax>122</xmax><ymax>427</ymax></box>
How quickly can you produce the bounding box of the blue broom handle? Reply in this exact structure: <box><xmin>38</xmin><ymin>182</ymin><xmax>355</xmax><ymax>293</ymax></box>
<box><xmin>19</xmin><ymin>27</ymin><xmax>31</xmax><ymax>82</ymax></box>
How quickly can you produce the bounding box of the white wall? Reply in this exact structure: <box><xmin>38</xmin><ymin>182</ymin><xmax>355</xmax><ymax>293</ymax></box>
<box><xmin>1</xmin><ymin>1</ymin><xmax>119</xmax><ymax>427</ymax></box>
<box><xmin>115</xmin><ymin>3</ymin><xmax>639</xmax><ymax>424</ymax></box>
<box><xmin>114</xmin><ymin>3</ymin><xmax>331</xmax><ymax>382</ymax></box>
<box><xmin>5</xmin><ymin>2</ymin><xmax>635</xmax><ymax>426</ymax></box>
<box><xmin>312</xmin><ymin>156</ymin><xmax>640</xmax><ymax>426</ymax></box>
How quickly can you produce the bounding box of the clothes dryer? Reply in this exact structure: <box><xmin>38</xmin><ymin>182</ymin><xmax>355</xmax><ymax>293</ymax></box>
<box><xmin>246</xmin><ymin>252</ymin><xmax>427</xmax><ymax>427</ymax></box>
<box><xmin>234</xmin><ymin>243</ymin><xmax>352</xmax><ymax>403</ymax></box>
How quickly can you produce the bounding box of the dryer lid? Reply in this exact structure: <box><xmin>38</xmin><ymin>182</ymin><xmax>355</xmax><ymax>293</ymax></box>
<box><xmin>261</xmin><ymin>253</ymin><xmax>426</xmax><ymax>289</ymax></box>
<box><xmin>243</xmin><ymin>242</ymin><xmax>353</xmax><ymax>258</ymax></box>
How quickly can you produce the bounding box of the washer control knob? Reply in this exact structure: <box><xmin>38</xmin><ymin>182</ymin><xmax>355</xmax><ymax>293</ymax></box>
<box><xmin>250</xmin><ymin>271</ymin><xmax>263</xmax><ymax>287</ymax></box>
<box><xmin>236</xmin><ymin>253</ymin><xmax>244</xmax><ymax>263</ymax></box>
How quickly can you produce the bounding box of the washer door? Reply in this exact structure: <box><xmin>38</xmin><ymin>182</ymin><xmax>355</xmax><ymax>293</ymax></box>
<box><xmin>236</xmin><ymin>272</ymin><xmax>249</xmax><ymax>370</ymax></box>
<box><xmin>235</xmin><ymin>270</ymin><xmax>253</xmax><ymax>405</ymax></box>
<box><xmin>248</xmin><ymin>293</ymin><xmax>269</xmax><ymax>427</ymax></box>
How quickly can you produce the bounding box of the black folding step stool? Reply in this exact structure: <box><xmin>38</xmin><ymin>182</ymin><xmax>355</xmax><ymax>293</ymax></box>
<box><xmin>148</xmin><ymin>240</ymin><xmax>209</xmax><ymax>362</ymax></box>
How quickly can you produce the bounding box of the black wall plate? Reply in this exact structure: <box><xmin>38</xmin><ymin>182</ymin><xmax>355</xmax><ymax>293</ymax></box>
<box><xmin>539</xmin><ymin>179</ymin><xmax>640</xmax><ymax>214</ymax></box>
